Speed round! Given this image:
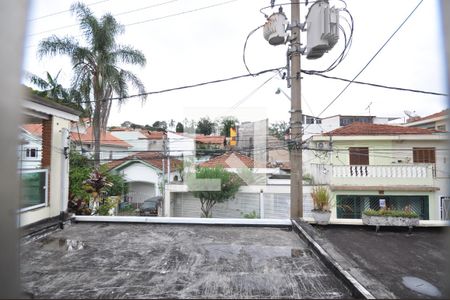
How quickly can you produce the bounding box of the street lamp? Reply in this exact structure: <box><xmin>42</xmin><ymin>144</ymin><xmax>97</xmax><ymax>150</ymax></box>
<box><xmin>275</xmin><ymin>87</ymin><xmax>291</xmax><ymax>101</ymax></box>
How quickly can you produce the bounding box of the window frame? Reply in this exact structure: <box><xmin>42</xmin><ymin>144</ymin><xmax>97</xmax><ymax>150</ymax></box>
<box><xmin>349</xmin><ymin>147</ymin><xmax>369</xmax><ymax>165</ymax></box>
<box><xmin>413</xmin><ymin>147</ymin><xmax>436</xmax><ymax>163</ymax></box>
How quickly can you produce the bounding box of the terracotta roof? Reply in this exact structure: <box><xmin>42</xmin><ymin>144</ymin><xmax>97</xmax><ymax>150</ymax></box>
<box><xmin>106</xmin><ymin>152</ymin><xmax>182</xmax><ymax>171</ymax></box>
<box><xmin>22</xmin><ymin>124</ymin><xmax>43</xmax><ymax>137</ymax></box>
<box><xmin>324</xmin><ymin>122</ymin><xmax>434</xmax><ymax>136</ymax></box>
<box><xmin>70</xmin><ymin>127</ymin><xmax>131</xmax><ymax>148</ymax></box>
<box><xmin>196</xmin><ymin>135</ymin><xmax>225</xmax><ymax>144</ymax></box>
<box><xmin>140</xmin><ymin>130</ymin><xmax>166</xmax><ymax>140</ymax></box>
<box><xmin>407</xmin><ymin>109</ymin><xmax>449</xmax><ymax>123</ymax></box>
<box><xmin>199</xmin><ymin>152</ymin><xmax>254</xmax><ymax>168</ymax></box>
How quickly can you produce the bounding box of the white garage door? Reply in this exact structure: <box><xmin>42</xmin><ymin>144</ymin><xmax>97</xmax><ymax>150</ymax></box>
<box><xmin>127</xmin><ymin>182</ymin><xmax>156</xmax><ymax>203</ymax></box>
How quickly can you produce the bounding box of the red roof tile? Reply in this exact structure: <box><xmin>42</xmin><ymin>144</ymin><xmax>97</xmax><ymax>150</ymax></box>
<box><xmin>196</xmin><ymin>135</ymin><xmax>225</xmax><ymax>144</ymax></box>
<box><xmin>140</xmin><ymin>130</ymin><xmax>166</xmax><ymax>140</ymax></box>
<box><xmin>22</xmin><ymin>123</ymin><xmax>43</xmax><ymax>137</ymax></box>
<box><xmin>324</xmin><ymin>122</ymin><xmax>434</xmax><ymax>136</ymax></box>
<box><xmin>106</xmin><ymin>152</ymin><xmax>182</xmax><ymax>171</ymax></box>
<box><xmin>199</xmin><ymin>152</ymin><xmax>254</xmax><ymax>168</ymax></box>
<box><xmin>70</xmin><ymin>127</ymin><xmax>131</xmax><ymax>148</ymax></box>
<box><xmin>407</xmin><ymin>109</ymin><xmax>449</xmax><ymax>123</ymax></box>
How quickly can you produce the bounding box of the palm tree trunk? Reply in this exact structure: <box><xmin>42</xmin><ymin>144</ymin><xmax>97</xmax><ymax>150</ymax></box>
<box><xmin>93</xmin><ymin>100</ymin><xmax>101</xmax><ymax>167</ymax></box>
<box><xmin>93</xmin><ymin>74</ymin><xmax>101</xmax><ymax>168</ymax></box>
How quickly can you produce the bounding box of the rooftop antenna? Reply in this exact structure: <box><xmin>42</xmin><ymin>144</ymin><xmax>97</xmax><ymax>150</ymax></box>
<box><xmin>365</xmin><ymin>101</ymin><xmax>372</xmax><ymax>116</ymax></box>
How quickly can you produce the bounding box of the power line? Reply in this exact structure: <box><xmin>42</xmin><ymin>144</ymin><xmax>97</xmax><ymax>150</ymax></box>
<box><xmin>27</xmin><ymin>0</ymin><xmax>110</xmax><ymax>22</ymax></box>
<box><xmin>304</xmin><ymin>72</ymin><xmax>447</xmax><ymax>96</ymax></box>
<box><xmin>314</xmin><ymin>0</ymin><xmax>424</xmax><ymax>119</ymax></box>
<box><xmin>74</xmin><ymin>67</ymin><xmax>284</xmax><ymax>103</ymax></box>
<box><xmin>26</xmin><ymin>0</ymin><xmax>238</xmax><ymax>38</ymax></box>
<box><xmin>125</xmin><ymin>0</ymin><xmax>239</xmax><ymax>27</ymax></box>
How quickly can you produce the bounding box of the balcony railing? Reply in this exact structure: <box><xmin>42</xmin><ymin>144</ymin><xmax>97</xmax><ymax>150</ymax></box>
<box><xmin>332</xmin><ymin>164</ymin><xmax>433</xmax><ymax>178</ymax></box>
<box><xmin>310</xmin><ymin>164</ymin><xmax>435</xmax><ymax>185</ymax></box>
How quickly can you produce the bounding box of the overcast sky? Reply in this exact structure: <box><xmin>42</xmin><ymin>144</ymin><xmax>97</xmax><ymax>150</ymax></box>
<box><xmin>23</xmin><ymin>0</ymin><xmax>449</xmax><ymax>128</ymax></box>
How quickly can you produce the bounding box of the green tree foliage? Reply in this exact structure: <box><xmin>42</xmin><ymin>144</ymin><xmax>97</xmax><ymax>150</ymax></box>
<box><xmin>220</xmin><ymin>116</ymin><xmax>239</xmax><ymax>137</ymax></box>
<box><xmin>152</xmin><ymin>120</ymin><xmax>167</xmax><ymax>131</ymax></box>
<box><xmin>26</xmin><ymin>70</ymin><xmax>69</xmax><ymax>101</ymax></box>
<box><xmin>196</xmin><ymin>117</ymin><xmax>216</xmax><ymax>136</ymax></box>
<box><xmin>187</xmin><ymin>167</ymin><xmax>242</xmax><ymax>218</ymax></box>
<box><xmin>37</xmin><ymin>2</ymin><xmax>147</xmax><ymax>166</ymax></box>
<box><xmin>68</xmin><ymin>150</ymin><xmax>127</xmax><ymax>215</ymax></box>
<box><xmin>269</xmin><ymin>121</ymin><xmax>289</xmax><ymax>140</ymax></box>
<box><xmin>175</xmin><ymin>122</ymin><xmax>184</xmax><ymax>133</ymax></box>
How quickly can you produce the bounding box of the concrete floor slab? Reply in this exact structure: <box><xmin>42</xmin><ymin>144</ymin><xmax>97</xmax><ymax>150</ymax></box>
<box><xmin>20</xmin><ymin>223</ymin><xmax>352</xmax><ymax>299</ymax></box>
<box><xmin>314</xmin><ymin>225</ymin><xmax>450</xmax><ymax>299</ymax></box>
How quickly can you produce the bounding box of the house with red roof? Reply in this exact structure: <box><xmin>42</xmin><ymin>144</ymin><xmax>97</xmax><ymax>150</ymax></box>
<box><xmin>308</xmin><ymin>122</ymin><xmax>449</xmax><ymax>223</ymax></box>
<box><xmin>70</xmin><ymin>126</ymin><xmax>131</xmax><ymax>161</ymax></box>
<box><xmin>106</xmin><ymin>152</ymin><xmax>182</xmax><ymax>207</ymax></box>
<box><xmin>403</xmin><ymin>108</ymin><xmax>449</xmax><ymax>132</ymax></box>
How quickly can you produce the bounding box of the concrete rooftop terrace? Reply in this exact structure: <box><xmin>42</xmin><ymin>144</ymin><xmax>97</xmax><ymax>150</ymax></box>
<box><xmin>20</xmin><ymin>223</ymin><xmax>352</xmax><ymax>299</ymax></box>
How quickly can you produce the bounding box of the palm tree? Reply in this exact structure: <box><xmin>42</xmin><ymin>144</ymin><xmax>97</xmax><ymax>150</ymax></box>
<box><xmin>37</xmin><ymin>2</ymin><xmax>147</xmax><ymax>166</ymax></box>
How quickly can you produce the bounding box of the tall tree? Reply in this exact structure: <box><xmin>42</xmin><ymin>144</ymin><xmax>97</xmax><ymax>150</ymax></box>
<box><xmin>152</xmin><ymin>120</ymin><xmax>167</xmax><ymax>131</ymax></box>
<box><xmin>196</xmin><ymin>117</ymin><xmax>216</xmax><ymax>136</ymax></box>
<box><xmin>37</xmin><ymin>2</ymin><xmax>146</xmax><ymax>166</ymax></box>
<box><xmin>269</xmin><ymin>121</ymin><xmax>289</xmax><ymax>140</ymax></box>
<box><xmin>220</xmin><ymin>116</ymin><xmax>239</xmax><ymax>137</ymax></box>
<box><xmin>175</xmin><ymin>122</ymin><xmax>184</xmax><ymax>133</ymax></box>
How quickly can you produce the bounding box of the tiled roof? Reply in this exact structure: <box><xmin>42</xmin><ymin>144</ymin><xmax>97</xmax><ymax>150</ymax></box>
<box><xmin>407</xmin><ymin>109</ymin><xmax>449</xmax><ymax>123</ymax></box>
<box><xmin>324</xmin><ymin>122</ymin><xmax>434</xmax><ymax>136</ymax></box>
<box><xmin>70</xmin><ymin>127</ymin><xmax>131</xmax><ymax>148</ymax></box>
<box><xmin>195</xmin><ymin>135</ymin><xmax>226</xmax><ymax>144</ymax></box>
<box><xmin>199</xmin><ymin>152</ymin><xmax>254</xmax><ymax>168</ymax></box>
<box><xmin>22</xmin><ymin>123</ymin><xmax>43</xmax><ymax>137</ymax></box>
<box><xmin>140</xmin><ymin>130</ymin><xmax>166</xmax><ymax>140</ymax></box>
<box><xmin>106</xmin><ymin>152</ymin><xmax>182</xmax><ymax>171</ymax></box>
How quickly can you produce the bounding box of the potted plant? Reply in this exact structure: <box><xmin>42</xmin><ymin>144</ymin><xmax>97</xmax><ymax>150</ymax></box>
<box><xmin>362</xmin><ymin>206</ymin><xmax>419</xmax><ymax>232</ymax></box>
<box><xmin>311</xmin><ymin>186</ymin><xmax>332</xmax><ymax>225</ymax></box>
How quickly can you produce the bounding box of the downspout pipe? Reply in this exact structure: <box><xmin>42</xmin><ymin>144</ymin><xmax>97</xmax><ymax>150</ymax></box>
<box><xmin>59</xmin><ymin>128</ymin><xmax>69</xmax><ymax>229</ymax></box>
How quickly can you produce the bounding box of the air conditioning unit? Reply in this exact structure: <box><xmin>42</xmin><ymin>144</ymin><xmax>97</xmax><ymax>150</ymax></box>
<box><xmin>305</xmin><ymin>2</ymin><xmax>339</xmax><ymax>59</ymax></box>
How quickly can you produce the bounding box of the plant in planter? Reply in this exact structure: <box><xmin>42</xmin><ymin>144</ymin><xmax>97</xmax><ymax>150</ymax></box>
<box><xmin>311</xmin><ymin>186</ymin><xmax>332</xmax><ymax>225</ymax></box>
<box><xmin>362</xmin><ymin>206</ymin><xmax>419</xmax><ymax>232</ymax></box>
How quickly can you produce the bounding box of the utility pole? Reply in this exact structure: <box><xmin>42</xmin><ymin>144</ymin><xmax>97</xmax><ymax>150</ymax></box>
<box><xmin>289</xmin><ymin>0</ymin><xmax>303</xmax><ymax>219</ymax></box>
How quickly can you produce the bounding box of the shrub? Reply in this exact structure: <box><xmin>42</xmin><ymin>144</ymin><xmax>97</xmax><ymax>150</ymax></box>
<box><xmin>311</xmin><ymin>186</ymin><xmax>331</xmax><ymax>212</ymax></box>
<box><xmin>363</xmin><ymin>208</ymin><xmax>419</xmax><ymax>218</ymax></box>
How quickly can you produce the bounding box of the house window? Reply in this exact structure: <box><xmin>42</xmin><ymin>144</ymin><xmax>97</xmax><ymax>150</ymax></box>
<box><xmin>20</xmin><ymin>169</ymin><xmax>48</xmax><ymax>211</ymax></box>
<box><xmin>26</xmin><ymin>148</ymin><xmax>38</xmax><ymax>158</ymax></box>
<box><xmin>349</xmin><ymin>147</ymin><xmax>369</xmax><ymax>165</ymax></box>
<box><xmin>413</xmin><ymin>147</ymin><xmax>435</xmax><ymax>163</ymax></box>
<box><xmin>336</xmin><ymin>195</ymin><xmax>429</xmax><ymax>220</ymax></box>
<box><xmin>437</xmin><ymin>125</ymin><xmax>446</xmax><ymax>131</ymax></box>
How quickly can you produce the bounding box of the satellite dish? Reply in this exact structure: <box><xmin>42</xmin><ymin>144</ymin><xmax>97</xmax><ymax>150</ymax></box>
<box><xmin>404</xmin><ymin>110</ymin><xmax>418</xmax><ymax>118</ymax></box>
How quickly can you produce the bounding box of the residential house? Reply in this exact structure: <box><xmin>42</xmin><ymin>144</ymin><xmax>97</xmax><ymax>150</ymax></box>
<box><xmin>107</xmin><ymin>152</ymin><xmax>182</xmax><ymax>206</ymax></box>
<box><xmin>403</xmin><ymin>109</ymin><xmax>449</xmax><ymax>132</ymax></box>
<box><xmin>186</xmin><ymin>133</ymin><xmax>226</xmax><ymax>162</ymax></box>
<box><xmin>109</xmin><ymin>127</ymin><xmax>165</xmax><ymax>152</ymax></box>
<box><xmin>19</xmin><ymin>92</ymin><xmax>80</xmax><ymax>227</ymax></box>
<box><xmin>70</xmin><ymin>123</ymin><xmax>131</xmax><ymax>161</ymax></box>
<box><xmin>19</xmin><ymin>124</ymin><xmax>44</xmax><ymax>169</ymax></box>
<box><xmin>163</xmin><ymin>151</ymin><xmax>291</xmax><ymax>219</ymax></box>
<box><xmin>309</xmin><ymin>122</ymin><xmax>449</xmax><ymax>222</ymax></box>
<box><xmin>110</xmin><ymin>128</ymin><xmax>195</xmax><ymax>158</ymax></box>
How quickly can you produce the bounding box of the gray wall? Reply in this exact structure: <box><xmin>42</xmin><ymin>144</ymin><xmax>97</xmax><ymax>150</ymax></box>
<box><xmin>172</xmin><ymin>192</ymin><xmax>306</xmax><ymax>219</ymax></box>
